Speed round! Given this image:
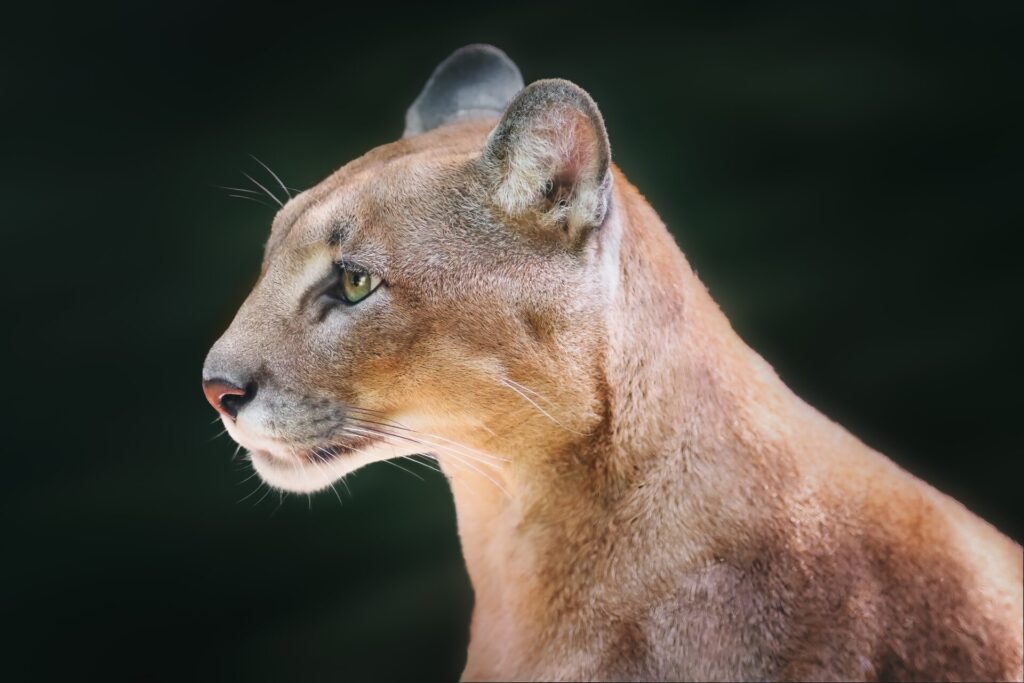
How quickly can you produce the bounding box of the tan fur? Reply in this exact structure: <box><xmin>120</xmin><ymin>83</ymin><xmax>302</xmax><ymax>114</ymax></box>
<box><xmin>205</xmin><ymin>78</ymin><xmax>1023</xmax><ymax>681</ymax></box>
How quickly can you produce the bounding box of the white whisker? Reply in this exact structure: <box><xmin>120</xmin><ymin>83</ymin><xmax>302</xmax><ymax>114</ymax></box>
<box><xmin>237</xmin><ymin>481</ymin><xmax>266</xmax><ymax>504</ymax></box>
<box><xmin>236</xmin><ymin>467</ymin><xmax>260</xmax><ymax>486</ymax></box>
<box><xmin>344</xmin><ymin>421</ymin><xmax>506</xmax><ymax>475</ymax></box>
<box><xmin>241</xmin><ymin>170</ymin><xmax>284</xmax><ymax>207</ymax></box>
<box><xmin>338</xmin><ymin>474</ymin><xmax>353</xmax><ymax>498</ymax></box>
<box><xmin>436</xmin><ymin>449</ymin><xmax>511</xmax><ymax>499</ymax></box>
<box><xmin>250</xmin><ymin>154</ymin><xmax>292</xmax><ymax>200</ymax></box>
<box><xmin>228</xmin><ymin>193</ymin><xmax>272</xmax><ymax>207</ymax></box>
<box><xmin>378</xmin><ymin>458</ymin><xmax>425</xmax><ymax>481</ymax></box>
<box><xmin>403</xmin><ymin>454</ymin><xmax>443</xmax><ymax>475</ymax></box>
<box><xmin>337</xmin><ymin>423</ymin><xmax>509</xmax><ymax>498</ymax></box>
<box><xmin>271</xmin><ymin>490</ymin><xmax>287</xmax><ymax>516</ymax></box>
<box><xmin>499</xmin><ymin>377</ymin><xmax>584</xmax><ymax>435</ymax></box>
<box><xmin>214</xmin><ymin>184</ymin><xmax>261</xmax><ymax>195</ymax></box>
<box><xmin>253</xmin><ymin>484</ymin><xmax>274</xmax><ymax>507</ymax></box>
<box><xmin>344</xmin><ymin>412</ymin><xmax>509</xmax><ymax>466</ymax></box>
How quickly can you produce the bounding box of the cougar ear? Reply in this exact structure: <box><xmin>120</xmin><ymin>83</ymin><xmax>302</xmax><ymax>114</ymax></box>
<box><xmin>481</xmin><ymin>79</ymin><xmax>612</xmax><ymax>239</ymax></box>
<box><xmin>404</xmin><ymin>44</ymin><xmax>524</xmax><ymax>138</ymax></box>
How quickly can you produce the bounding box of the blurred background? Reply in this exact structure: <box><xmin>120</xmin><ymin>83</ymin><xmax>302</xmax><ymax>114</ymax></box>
<box><xmin>2</xmin><ymin>2</ymin><xmax>1021</xmax><ymax>679</ymax></box>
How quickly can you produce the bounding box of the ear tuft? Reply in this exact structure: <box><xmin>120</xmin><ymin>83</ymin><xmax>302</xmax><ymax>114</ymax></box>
<box><xmin>404</xmin><ymin>45</ymin><xmax>524</xmax><ymax>138</ymax></box>
<box><xmin>481</xmin><ymin>79</ymin><xmax>612</xmax><ymax>238</ymax></box>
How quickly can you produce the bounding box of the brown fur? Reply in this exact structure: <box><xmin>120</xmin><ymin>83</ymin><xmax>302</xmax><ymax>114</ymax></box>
<box><xmin>204</xmin><ymin>76</ymin><xmax>1023</xmax><ymax>681</ymax></box>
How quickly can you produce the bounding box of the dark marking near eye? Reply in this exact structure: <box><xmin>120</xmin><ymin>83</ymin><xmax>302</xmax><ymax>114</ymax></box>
<box><xmin>327</xmin><ymin>226</ymin><xmax>345</xmax><ymax>247</ymax></box>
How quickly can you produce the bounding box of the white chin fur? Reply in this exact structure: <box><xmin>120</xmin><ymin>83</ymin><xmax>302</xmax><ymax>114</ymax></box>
<box><xmin>248</xmin><ymin>445</ymin><xmax>405</xmax><ymax>494</ymax></box>
<box><xmin>220</xmin><ymin>414</ymin><xmax>429</xmax><ymax>494</ymax></box>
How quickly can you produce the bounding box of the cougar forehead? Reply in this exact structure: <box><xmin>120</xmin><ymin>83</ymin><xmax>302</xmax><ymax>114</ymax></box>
<box><xmin>266</xmin><ymin>119</ymin><xmax>594</xmax><ymax>313</ymax></box>
<box><xmin>267</xmin><ymin>120</ymin><xmax>493</xmax><ymax>261</ymax></box>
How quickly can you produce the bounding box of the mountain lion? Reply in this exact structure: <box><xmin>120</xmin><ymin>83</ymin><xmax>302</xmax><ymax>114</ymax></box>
<box><xmin>202</xmin><ymin>45</ymin><xmax>1023</xmax><ymax>681</ymax></box>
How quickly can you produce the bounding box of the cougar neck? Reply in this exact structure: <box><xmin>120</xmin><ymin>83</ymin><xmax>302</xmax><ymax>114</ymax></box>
<box><xmin>446</xmin><ymin>169</ymin><xmax>797</xmax><ymax>679</ymax></box>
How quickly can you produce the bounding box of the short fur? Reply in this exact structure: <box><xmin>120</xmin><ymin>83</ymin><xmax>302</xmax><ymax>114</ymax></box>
<box><xmin>204</xmin><ymin>46</ymin><xmax>1023</xmax><ymax>681</ymax></box>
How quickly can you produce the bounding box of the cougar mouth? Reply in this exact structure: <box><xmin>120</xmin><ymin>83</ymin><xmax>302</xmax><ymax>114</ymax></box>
<box><xmin>247</xmin><ymin>432</ymin><xmax>399</xmax><ymax>494</ymax></box>
<box><xmin>301</xmin><ymin>433</ymin><xmax>383</xmax><ymax>463</ymax></box>
<box><xmin>233</xmin><ymin>424</ymin><xmax>385</xmax><ymax>469</ymax></box>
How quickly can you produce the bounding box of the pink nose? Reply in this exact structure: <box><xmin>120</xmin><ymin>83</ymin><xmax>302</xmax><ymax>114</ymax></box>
<box><xmin>202</xmin><ymin>379</ymin><xmax>250</xmax><ymax>419</ymax></box>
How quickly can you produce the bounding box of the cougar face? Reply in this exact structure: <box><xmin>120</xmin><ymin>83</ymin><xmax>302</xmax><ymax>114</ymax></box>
<box><xmin>203</xmin><ymin>72</ymin><xmax>614</xmax><ymax>493</ymax></box>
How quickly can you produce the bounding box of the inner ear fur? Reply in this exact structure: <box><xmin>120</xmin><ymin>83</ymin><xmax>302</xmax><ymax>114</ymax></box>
<box><xmin>481</xmin><ymin>79</ymin><xmax>612</xmax><ymax>238</ymax></box>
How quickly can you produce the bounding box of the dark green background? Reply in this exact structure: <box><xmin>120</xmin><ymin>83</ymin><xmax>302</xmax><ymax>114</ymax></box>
<box><xmin>3</xmin><ymin>2</ymin><xmax>1021</xmax><ymax>680</ymax></box>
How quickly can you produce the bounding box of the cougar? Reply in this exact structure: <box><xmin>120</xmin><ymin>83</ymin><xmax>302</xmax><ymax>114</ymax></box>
<box><xmin>202</xmin><ymin>45</ymin><xmax>1023</xmax><ymax>681</ymax></box>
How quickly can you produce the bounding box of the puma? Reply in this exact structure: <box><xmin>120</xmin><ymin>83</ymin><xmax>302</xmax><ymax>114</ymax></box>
<box><xmin>202</xmin><ymin>45</ymin><xmax>1023</xmax><ymax>681</ymax></box>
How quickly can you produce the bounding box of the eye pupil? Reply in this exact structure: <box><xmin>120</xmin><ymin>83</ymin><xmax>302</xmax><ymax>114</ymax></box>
<box><xmin>337</xmin><ymin>266</ymin><xmax>377</xmax><ymax>304</ymax></box>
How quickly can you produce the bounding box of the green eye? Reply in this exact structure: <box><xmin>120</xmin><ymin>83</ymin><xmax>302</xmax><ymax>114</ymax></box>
<box><xmin>338</xmin><ymin>267</ymin><xmax>380</xmax><ymax>304</ymax></box>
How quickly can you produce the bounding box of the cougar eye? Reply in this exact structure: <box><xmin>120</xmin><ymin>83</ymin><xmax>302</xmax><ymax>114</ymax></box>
<box><xmin>335</xmin><ymin>266</ymin><xmax>381</xmax><ymax>304</ymax></box>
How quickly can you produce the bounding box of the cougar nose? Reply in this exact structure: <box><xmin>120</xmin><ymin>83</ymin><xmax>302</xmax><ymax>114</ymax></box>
<box><xmin>203</xmin><ymin>379</ymin><xmax>254</xmax><ymax>419</ymax></box>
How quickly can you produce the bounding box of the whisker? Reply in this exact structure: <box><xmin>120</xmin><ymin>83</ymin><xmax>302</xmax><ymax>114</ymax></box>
<box><xmin>310</xmin><ymin>452</ymin><xmax>345</xmax><ymax>507</ymax></box>
<box><xmin>236</xmin><ymin>467</ymin><xmax>260</xmax><ymax>486</ymax></box>
<box><xmin>250</xmin><ymin>154</ymin><xmax>292</xmax><ymax>200</ymax></box>
<box><xmin>327</xmin><ymin>480</ymin><xmax>344</xmax><ymax>507</ymax></box>
<box><xmin>377</xmin><ymin>439</ymin><xmax>439</xmax><ymax>478</ymax></box>
<box><xmin>335</xmin><ymin>423</ymin><xmax>509</xmax><ymax>497</ymax></box>
<box><xmin>241</xmin><ymin>170</ymin><xmax>284</xmax><ymax>207</ymax></box>
<box><xmin>377</xmin><ymin>457</ymin><xmax>425</xmax><ymax>482</ymax></box>
<box><xmin>343</xmin><ymin>419</ymin><xmax>504</xmax><ymax>472</ymax></box>
<box><xmin>214</xmin><ymin>184</ymin><xmax>261</xmax><ymax>195</ymax></box>
<box><xmin>499</xmin><ymin>378</ymin><xmax>585</xmax><ymax>435</ymax></box>
<box><xmin>237</xmin><ymin>481</ymin><xmax>266</xmax><ymax>504</ymax></box>
<box><xmin>436</xmin><ymin>448</ymin><xmax>511</xmax><ymax>498</ymax></box>
<box><xmin>228</xmin><ymin>193</ymin><xmax>272</xmax><ymax>207</ymax></box>
<box><xmin>339</xmin><ymin>423</ymin><xmax>424</xmax><ymax>451</ymax></box>
<box><xmin>338</xmin><ymin>474</ymin><xmax>353</xmax><ymax>499</ymax></box>
<box><xmin>343</xmin><ymin>410</ymin><xmax>509</xmax><ymax>465</ymax></box>
<box><xmin>402</xmin><ymin>454</ymin><xmax>443</xmax><ymax>475</ymax></box>
<box><xmin>271</xmin><ymin>490</ymin><xmax>286</xmax><ymax>516</ymax></box>
<box><xmin>253</xmin><ymin>484</ymin><xmax>274</xmax><ymax>507</ymax></box>
<box><xmin>502</xmin><ymin>377</ymin><xmax>561</xmax><ymax>409</ymax></box>
<box><xmin>404</xmin><ymin>427</ymin><xmax>509</xmax><ymax>464</ymax></box>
